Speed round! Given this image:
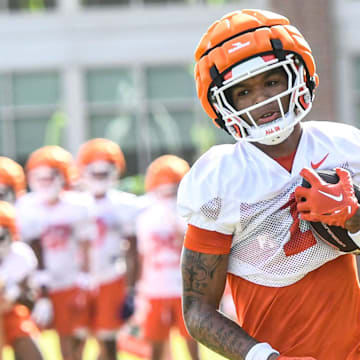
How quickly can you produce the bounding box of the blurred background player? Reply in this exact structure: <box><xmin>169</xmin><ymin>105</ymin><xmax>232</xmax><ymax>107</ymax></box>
<box><xmin>16</xmin><ymin>146</ymin><xmax>96</xmax><ymax>360</ymax></box>
<box><xmin>135</xmin><ymin>155</ymin><xmax>199</xmax><ymax>360</ymax></box>
<box><xmin>0</xmin><ymin>157</ymin><xmax>26</xmax><ymax>204</ymax></box>
<box><xmin>0</xmin><ymin>200</ymin><xmax>44</xmax><ymax>360</ymax></box>
<box><xmin>76</xmin><ymin>138</ymin><xmax>142</xmax><ymax>360</ymax></box>
<box><xmin>0</xmin><ymin>157</ymin><xmax>44</xmax><ymax>360</ymax></box>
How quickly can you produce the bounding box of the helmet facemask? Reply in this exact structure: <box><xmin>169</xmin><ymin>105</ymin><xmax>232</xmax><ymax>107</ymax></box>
<box><xmin>82</xmin><ymin>160</ymin><xmax>118</xmax><ymax>197</ymax></box>
<box><xmin>28</xmin><ymin>166</ymin><xmax>65</xmax><ymax>204</ymax></box>
<box><xmin>211</xmin><ymin>53</ymin><xmax>313</xmax><ymax>145</ymax></box>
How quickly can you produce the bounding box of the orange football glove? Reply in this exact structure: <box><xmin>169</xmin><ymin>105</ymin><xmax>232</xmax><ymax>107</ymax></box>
<box><xmin>295</xmin><ymin>167</ymin><xmax>359</xmax><ymax>228</ymax></box>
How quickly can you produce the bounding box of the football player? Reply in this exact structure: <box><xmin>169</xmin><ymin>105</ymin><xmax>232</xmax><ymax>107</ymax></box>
<box><xmin>0</xmin><ymin>200</ymin><xmax>43</xmax><ymax>360</ymax></box>
<box><xmin>76</xmin><ymin>138</ymin><xmax>143</xmax><ymax>360</ymax></box>
<box><xmin>16</xmin><ymin>146</ymin><xmax>96</xmax><ymax>360</ymax></box>
<box><xmin>178</xmin><ymin>8</ymin><xmax>360</xmax><ymax>360</ymax></box>
<box><xmin>136</xmin><ymin>155</ymin><xmax>199</xmax><ymax>360</ymax></box>
<box><xmin>0</xmin><ymin>157</ymin><xmax>45</xmax><ymax>360</ymax></box>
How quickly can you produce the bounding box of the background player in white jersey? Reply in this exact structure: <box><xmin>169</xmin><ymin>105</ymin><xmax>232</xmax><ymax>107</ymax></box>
<box><xmin>136</xmin><ymin>155</ymin><xmax>199</xmax><ymax>360</ymax></box>
<box><xmin>0</xmin><ymin>200</ymin><xmax>44</xmax><ymax>360</ymax></box>
<box><xmin>178</xmin><ymin>8</ymin><xmax>360</xmax><ymax>360</ymax></box>
<box><xmin>16</xmin><ymin>146</ymin><xmax>95</xmax><ymax>360</ymax></box>
<box><xmin>76</xmin><ymin>138</ymin><xmax>141</xmax><ymax>360</ymax></box>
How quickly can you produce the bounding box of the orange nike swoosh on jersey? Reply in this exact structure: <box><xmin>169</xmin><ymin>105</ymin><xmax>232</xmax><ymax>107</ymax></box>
<box><xmin>311</xmin><ymin>153</ymin><xmax>329</xmax><ymax>169</ymax></box>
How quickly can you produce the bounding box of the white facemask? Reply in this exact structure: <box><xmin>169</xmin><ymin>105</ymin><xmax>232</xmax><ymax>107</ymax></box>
<box><xmin>28</xmin><ymin>166</ymin><xmax>65</xmax><ymax>204</ymax></box>
<box><xmin>82</xmin><ymin>161</ymin><xmax>117</xmax><ymax>197</ymax></box>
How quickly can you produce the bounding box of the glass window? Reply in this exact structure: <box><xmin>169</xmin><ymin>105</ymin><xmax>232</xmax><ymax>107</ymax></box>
<box><xmin>89</xmin><ymin>113</ymin><xmax>137</xmax><ymax>151</ymax></box>
<box><xmin>0</xmin><ymin>71</ymin><xmax>61</xmax><ymax>163</ymax></box>
<box><xmin>14</xmin><ymin>116</ymin><xmax>49</xmax><ymax>160</ymax></box>
<box><xmin>7</xmin><ymin>0</ymin><xmax>56</xmax><ymax>11</ymax></box>
<box><xmin>86</xmin><ymin>69</ymin><xmax>135</xmax><ymax>105</ymax></box>
<box><xmin>146</xmin><ymin>65</ymin><xmax>196</xmax><ymax>100</ymax></box>
<box><xmin>13</xmin><ymin>72</ymin><xmax>60</xmax><ymax>106</ymax></box>
<box><xmin>82</xmin><ymin>0</ymin><xmax>129</xmax><ymax>6</ymax></box>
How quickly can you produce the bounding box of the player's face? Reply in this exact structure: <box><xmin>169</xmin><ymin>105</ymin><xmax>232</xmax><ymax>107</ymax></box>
<box><xmin>0</xmin><ymin>226</ymin><xmax>11</xmax><ymax>258</ymax></box>
<box><xmin>28</xmin><ymin>166</ymin><xmax>64</xmax><ymax>203</ymax></box>
<box><xmin>82</xmin><ymin>161</ymin><xmax>117</xmax><ymax>197</ymax></box>
<box><xmin>229</xmin><ymin>68</ymin><xmax>290</xmax><ymax>126</ymax></box>
<box><xmin>0</xmin><ymin>184</ymin><xmax>16</xmax><ymax>204</ymax></box>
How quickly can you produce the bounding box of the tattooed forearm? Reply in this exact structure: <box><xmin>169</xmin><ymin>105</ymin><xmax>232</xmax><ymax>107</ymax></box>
<box><xmin>182</xmin><ymin>248</ymin><xmax>223</xmax><ymax>295</ymax></box>
<box><xmin>181</xmin><ymin>248</ymin><xmax>257</xmax><ymax>360</ymax></box>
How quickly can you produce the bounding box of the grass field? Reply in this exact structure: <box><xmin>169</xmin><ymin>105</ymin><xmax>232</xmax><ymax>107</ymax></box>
<box><xmin>3</xmin><ymin>330</ymin><xmax>227</xmax><ymax>360</ymax></box>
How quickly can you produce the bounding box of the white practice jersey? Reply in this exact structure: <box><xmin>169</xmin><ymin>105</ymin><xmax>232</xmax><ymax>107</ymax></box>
<box><xmin>16</xmin><ymin>191</ymin><xmax>96</xmax><ymax>291</ymax></box>
<box><xmin>91</xmin><ymin>189</ymin><xmax>144</xmax><ymax>284</ymax></box>
<box><xmin>137</xmin><ymin>197</ymin><xmax>185</xmax><ymax>298</ymax></box>
<box><xmin>0</xmin><ymin>242</ymin><xmax>37</xmax><ymax>288</ymax></box>
<box><xmin>178</xmin><ymin>121</ymin><xmax>360</xmax><ymax>287</ymax></box>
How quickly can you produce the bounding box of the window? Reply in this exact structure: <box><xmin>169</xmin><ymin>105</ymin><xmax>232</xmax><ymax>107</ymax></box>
<box><xmin>2</xmin><ymin>0</ymin><xmax>56</xmax><ymax>11</ymax></box>
<box><xmin>82</xmin><ymin>0</ymin><xmax>242</xmax><ymax>6</ymax></box>
<box><xmin>0</xmin><ymin>71</ymin><xmax>61</xmax><ymax>165</ymax></box>
<box><xmin>85</xmin><ymin>64</ymin><xmax>232</xmax><ymax>176</ymax></box>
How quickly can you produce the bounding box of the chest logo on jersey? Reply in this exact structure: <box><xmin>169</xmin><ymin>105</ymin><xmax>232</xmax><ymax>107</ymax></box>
<box><xmin>311</xmin><ymin>153</ymin><xmax>329</xmax><ymax>169</ymax></box>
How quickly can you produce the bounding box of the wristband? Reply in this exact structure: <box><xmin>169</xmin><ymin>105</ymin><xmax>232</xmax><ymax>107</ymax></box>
<box><xmin>245</xmin><ymin>342</ymin><xmax>279</xmax><ymax>360</ymax></box>
<box><xmin>348</xmin><ymin>228</ymin><xmax>360</xmax><ymax>248</ymax></box>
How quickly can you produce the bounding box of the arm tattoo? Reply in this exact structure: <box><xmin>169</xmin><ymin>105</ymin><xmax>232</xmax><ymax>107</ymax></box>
<box><xmin>181</xmin><ymin>248</ymin><xmax>257</xmax><ymax>360</ymax></box>
<box><xmin>182</xmin><ymin>249</ymin><xmax>222</xmax><ymax>295</ymax></box>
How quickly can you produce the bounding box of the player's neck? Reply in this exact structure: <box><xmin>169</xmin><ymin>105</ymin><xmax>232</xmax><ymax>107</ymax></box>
<box><xmin>253</xmin><ymin>123</ymin><xmax>302</xmax><ymax>159</ymax></box>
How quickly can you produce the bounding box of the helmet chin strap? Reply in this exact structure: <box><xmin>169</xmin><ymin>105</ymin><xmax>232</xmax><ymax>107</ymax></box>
<box><xmin>247</xmin><ymin>111</ymin><xmax>296</xmax><ymax>146</ymax></box>
<box><xmin>258</xmin><ymin>126</ymin><xmax>294</xmax><ymax>145</ymax></box>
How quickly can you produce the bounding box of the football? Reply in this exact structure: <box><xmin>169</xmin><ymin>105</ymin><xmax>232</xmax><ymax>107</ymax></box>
<box><xmin>301</xmin><ymin>169</ymin><xmax>360</xmax><ymax>253</ymax></box>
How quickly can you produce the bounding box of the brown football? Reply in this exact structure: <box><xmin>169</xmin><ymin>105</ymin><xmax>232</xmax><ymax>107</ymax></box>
<box><xmin>301</xmin><ymin>169</ymin><xmax>360</xmax><ymax>253</ymax></box>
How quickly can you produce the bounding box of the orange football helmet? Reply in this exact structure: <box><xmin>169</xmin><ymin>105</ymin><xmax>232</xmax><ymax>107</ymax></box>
<box><xmin>145</xmin><ymin>155</ymin><xmax>190</xmax><ymax>193</ymax></box>
<box><xmin>195</xmin><ymin>9</ymin><xmax>319</xmax><ymax>145</ymax></box>
<box><xmin>0</xmin><ymin>157</ymin><xmax>26</xmax><ymax>199</ymax></box>
<box><xmin>26</xmin><ymin>146</ymin><xmax>77</xmax><ymax>188</ymax></box>
<box><xmin>0</xmin><ymin>200</ymin><xmax>18</xmax><ymax>241</ymax></box>
<box><xmin>77</xmin><ymin>138</ymin><xmax>126</xmax><ymax>176</ymax></box>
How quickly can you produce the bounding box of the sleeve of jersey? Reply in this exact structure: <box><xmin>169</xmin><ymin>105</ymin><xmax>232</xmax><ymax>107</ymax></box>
<box><xmin>177</xmin><ymin>148</ymin><xmax>237</xmax><ymax>236</ymax></box>
<box><xmin>184</xmin><ymin>224</ymin><xmax>232</xmax><ymax>254</ymax></box>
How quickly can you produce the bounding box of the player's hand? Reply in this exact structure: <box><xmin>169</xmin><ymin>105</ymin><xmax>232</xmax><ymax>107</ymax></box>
<box><xmin>268</xmin><ymin>355</ymin><xmax>317</xmax><ymax>360</ymax></box>
<box><xmin>31</xmin><ymin>297</ymin><xmax>53</xmax><ymax>327</ymax></box>
<box><xmin>295</xmin><ymin>167</ymin><xmax>359</xmax><ymax>228</ymax></box>
<box><xmin>120</xmin><ymin>288</ymin><xmax>135</xmax><ymax>320</ymax></box>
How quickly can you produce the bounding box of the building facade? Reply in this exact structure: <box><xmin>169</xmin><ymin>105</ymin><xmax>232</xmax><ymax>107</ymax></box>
<box><xmin>0</xmin><ymin>0</ymin><xmax>357</xmax><ymax>176</ymax></box>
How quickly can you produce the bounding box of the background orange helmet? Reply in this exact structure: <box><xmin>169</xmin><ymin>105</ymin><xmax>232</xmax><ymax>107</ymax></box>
<box><xmin>0</xmin><ymin>157</ymin><xmax>26</xmax><ymax>198</ymax></box>
<box><xmin>77</xmin><ymin>138</ymin><xmax>126</xmax><ymax>176</ymax></box>
<box><xmin>145</xmin><ymin>155</ymin><xmax>190</xmax><ymax>193</ymax></box>
<box><xmin>0</xmin><ymin>201</ymin><xmax>18</xmax><ymax>240</ymax></box>
<box><xmin>26</xmin><ymin>146</ymin><xmax>78</xmax><ymax>188</ymax></box>
<box><xmin>194</xmin><ymin>9</ymin><xmax>319</xmax><ymax>142</ymax></box>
